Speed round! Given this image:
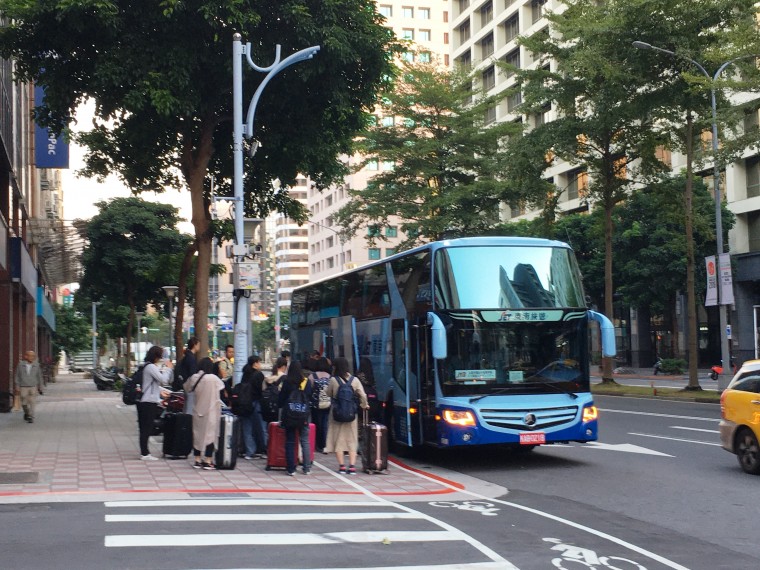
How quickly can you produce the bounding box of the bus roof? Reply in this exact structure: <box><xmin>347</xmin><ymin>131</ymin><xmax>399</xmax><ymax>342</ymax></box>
<box><xmin>295</xmin><ymin>236</ymin><xmax>573</xmax><ymax>291</ymax></box>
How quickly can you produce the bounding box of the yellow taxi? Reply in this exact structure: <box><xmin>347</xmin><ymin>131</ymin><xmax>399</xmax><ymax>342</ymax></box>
<box><xmin>720</xmin><ymin>359</ymin><xmax>760</xmax><ymax>474</ymax></box>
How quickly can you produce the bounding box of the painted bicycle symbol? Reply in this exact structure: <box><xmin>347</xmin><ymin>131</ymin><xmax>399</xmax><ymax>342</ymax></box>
<box><xmin>544</xmin><ymin>538</ymin><xmax>647</xmax><ymax>570</ymax></box>
<box><xmin>428</xmin><ymin>500</ymin><xmax>500</xmax><ymax>516</ymax></box>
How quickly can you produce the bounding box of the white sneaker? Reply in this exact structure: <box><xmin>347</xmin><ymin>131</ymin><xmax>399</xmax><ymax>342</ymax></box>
<box><xmin>140</xmin><ymin>454</ymin><xmax>159</xmax><ymax>461</ymax></box>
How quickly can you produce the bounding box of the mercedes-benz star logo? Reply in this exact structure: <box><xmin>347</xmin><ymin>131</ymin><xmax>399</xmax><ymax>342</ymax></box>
<box><xmin>523</xmin><ymin>413</ymin><xmax>537</xmax><ymax>426</ymax></box>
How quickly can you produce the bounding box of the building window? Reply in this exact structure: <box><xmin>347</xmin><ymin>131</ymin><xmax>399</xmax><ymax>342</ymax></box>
<box><xmin>368</xmin><ymin>248</ymin><xmax>382</xmax><ymax>260</ymax></box>
<box><xmin>386</xmin><ymin>248</ymin><xmax>396</xmax><ymax>257</ymax></box>
<box><xmin>749</xmin><ymin>211</ymin><xmax>760</xmax><ymax>252</ymax></box>
<box><xmin>326</xmin><ymin>257</ymin><xmax>335</xmax><ymax>269</ymax></box>
<box><xmin>386</xmin><ymin>226</ymin><xmax>398</xmax><ymax>238</ymax></box>
<box><xmin>532</xmin><ymin>0</ymin><xmax>547</xmax><ymax>24</ymax></box>
<box><xmin>368</xmin><ymin>225</ymin><xmax>381</xmax><ymax>237</ymax></box>
<box><xmin>480</xmin><ymin>1</ymin><xmax>493</xmax><ymax>26</ymax></box>
<box><xmin>443</xmin><ymin>10</ymin><xmax>448</xmax><ymax>22</ymax></box>
<box><xmin>326</xmin><ymin>236</ymin><xmax>334</xmax><ymax>248</ymax></box>
<box><xmin>505</xmin><ymin>49</ymin><xmax>521</xmax><ymax>77</ymax></box>
<box><xmin>459</xmin><ymin>21</ymin><xmax>471</xmax><ymax>43</ymax></box>
<box><xmin>419</xmin><ymin>29</ymin><xmax>431</xmax><ymax>42</ymax></box>
<box><xmin>419</xmin><ymin>7</ymin><xmax>430</xmax><ymax>19</ymax></box>
<box><xmin>480</xmin><ymin>33</ymin><xmax>494</xmax><ymax>58</ymax></box>
<box><xmin>482</xmin><ymin>66</ymin><xmax>495</xmax><ymax>91</ymax></box>
<box><xmin>402</xmin><ymin>6</ymin><xmax>413</xmax><ymax>18</ymax></box>
<box><xmin>567</xmin><ymin>168</ymin><xmax>588</xmax><ymax>200</ymax></box>
<box><xmin>458</xmin><ymin>0</ymin><xmax>470</xmax><ymax>13</ymax></box>
<box><xmin>457</xmin><ymin>51</ymin><xmax>471</xmax><ymax>70</ymax></box>
<box><xmin>484</xmin><ymin>105</ymin><xmax>496</xmax><ymax>125</ymax></box>
<box><xmin>382</xmin><ymin>160</ymin><xmax>395</xmax><ymax>171</ymax></box>
<box><xmin>444</xmin><ymin>54</ymin><xmax>450</xmax><ymax>66</ymax></box>
<box><xmin>747</xmin><ymin>156</ymin><xmax>760</xmax><ymax>198</ymax></box>
<box><xmin>402</xmin><ymin>28</ymin><xmax>414</xmax><ymax>40</ymax></box>
<box><xmin>444</xmin><ymin>32</ymin><xmax>449</xmax><ymax>44</ymax></box>
<box><xmin>745</xmin><ymin>108</ymin><xmax>759</xmax><ymax>134</ymax></box>
<box><xmin>505</xmin><ymin>14</ymin><xmax>519</xmax><ymax>43</ymax></box>
<box><xmin>382</xmin><ymin>115</ymin><xmax>394</xmax><ymax>127</ymax></box>
<box><xmin>507</xmin><ymin>91</ymin><xmax>522</xmax><ymax>112</ymax></box>
<box><xmin>402</xmin><ymin>51</ymin><xmax>414</xmax><ymax>62</ymax></box>
<box><xmin>366</xmin><ymin>159</ymin><xmax>379</xmax><ymax>171</ymax></box>
<box><xmin>379</xmin><ymin>5</ymin><xmax>392</xmax><ymax>17</ymax></box>
<box><xmin>325</xmin><ymin>194</ymin><xmax>333</xmax><ymax>207</ymax></box>
<box><xmin>419</xmin><ymin>51</ymin><xmax>431</xmax><ymax>63</ymax></box>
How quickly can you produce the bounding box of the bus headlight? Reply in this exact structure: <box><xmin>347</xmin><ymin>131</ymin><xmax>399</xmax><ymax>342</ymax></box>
<box><xmin>582</xmin><ymin>405</ymin><xmax>598</xmax><ymax>423</ymax></box>
<box><xmin>442</xmin><ymin>409</ymin><xmax>476</xmax><ymax>426</ymax></box>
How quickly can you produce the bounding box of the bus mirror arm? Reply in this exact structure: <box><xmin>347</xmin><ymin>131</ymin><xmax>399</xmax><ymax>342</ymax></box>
<box><xmin>427</xmin><ymin>312</ymin><xmax>448</xmax><ymax>360</ymax></box>
<box><xmin>589</xmin><ymin>310</ymin><xmax>616</xmax><ymax>358</ymax></box>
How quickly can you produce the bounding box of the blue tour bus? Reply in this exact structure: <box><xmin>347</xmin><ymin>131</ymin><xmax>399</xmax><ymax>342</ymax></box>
<box><xmin>290</xmin><ymin>236</ymin><xmax>615</xmax><ymax>451</ymax></box>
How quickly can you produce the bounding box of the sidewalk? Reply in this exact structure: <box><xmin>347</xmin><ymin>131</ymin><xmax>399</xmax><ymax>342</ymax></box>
<box><xmin>0</xmin><ymin>373</ymin><xmax>492</xmax><ymax>504</ymax></box>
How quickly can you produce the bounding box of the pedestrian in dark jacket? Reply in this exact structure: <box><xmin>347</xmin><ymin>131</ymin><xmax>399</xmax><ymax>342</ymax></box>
<box><xmin>277</xmin><ymin>360</ymin><xmax>313</xmax><ymax>476</ymax></box>
<box><xmin>240</xmin><ymin>355</ymin><xmax>266</xmax><ymax>458</ymax></box>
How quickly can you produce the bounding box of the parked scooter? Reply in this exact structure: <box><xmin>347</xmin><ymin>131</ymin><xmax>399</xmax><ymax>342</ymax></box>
<box><xmin>92</xmin><ymin>367</ymin><xmax>118</xmax><ymax>391</ymax></box>
<box><xmin>710</xmin><ymin>357</ymin><xmax>737</xmax><ymax>380</ymax></box>
<box><xmin>653</xmin><ymin>357</ymin><xmax>663</xmax><ymax>375</ymax></box>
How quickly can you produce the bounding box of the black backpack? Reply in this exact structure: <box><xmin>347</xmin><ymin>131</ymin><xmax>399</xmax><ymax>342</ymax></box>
<box><xmin>171</xmin><ymin>366</ymin><xmax>185</xmax><ymax>392</ymax></box>
<box><xmin>332</xmin><ymin>376</ymin><xmax>358</xmax><ymax>423</ymax></box>
<box><xmin>282</xmin><ymin>379</ymin><xmax>310</xmax><ymax>428</ymax></box>
<box><xmin>230</xmin><ymin>380</ymin><xmax>254</xmax><ymax>416</ymax></box>
<box><xmin>261</xmin><ymin>377</ymin><xmax>282</xmax><ymax>422</ymax></box>
<box><xmin>122</xmin><ymin>365</ymin><xmax>145</xmax><ymax>406</ymax></box>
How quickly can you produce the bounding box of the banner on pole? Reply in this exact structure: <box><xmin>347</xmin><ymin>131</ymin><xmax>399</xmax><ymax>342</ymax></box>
<box><xmin>719</xmin><ymin>253</ymin><xmax>734</xmax><ymax>306</ymax></box>
<box><xmin>705</xmin><ymin>256</ymin><xmax>717</xmax><ymax>306</ymax></box>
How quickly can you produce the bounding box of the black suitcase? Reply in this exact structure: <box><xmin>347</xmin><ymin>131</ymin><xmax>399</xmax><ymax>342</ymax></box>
<box><xmin>215</xmin><ymin>413</ymin><xmax>240</xmax><ymax>470</ymax></box>
<box><xmin>162</xmin><ymin>412</ymin><xmax>193</xmax><ymax>458</ymax></box>
<box><xmin>361</xmin><ymin>409</ymin><xmax>389</xmax><ymax>474</ymax></box>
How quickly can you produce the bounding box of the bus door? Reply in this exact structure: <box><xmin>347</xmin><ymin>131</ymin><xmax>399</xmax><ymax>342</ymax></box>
<box><xmin>415</xmin><ymin>321</ymin><xmax>436</xmax><ymax>445</ymax></box>
<box><xmin>330</xmin><ymin>316</ymin><xmax>358</xmax><ymax>368</ymax></box>
<box><xmin>391</xmin><ymin>319</ymin><xmax>412</xmax><ymax>447</ymax></box>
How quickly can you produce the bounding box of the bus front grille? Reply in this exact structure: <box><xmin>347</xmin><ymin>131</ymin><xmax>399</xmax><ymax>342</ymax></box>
<box><xmin>479</xmin><ymin>405</ymin><xmax>579</xmax><ymax>431</ymax></box>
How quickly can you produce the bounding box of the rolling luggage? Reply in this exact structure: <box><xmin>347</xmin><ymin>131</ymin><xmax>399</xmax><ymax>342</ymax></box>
<box><xmin>215</xmin><ymin>413</ymin><xmax>241</xmax><ymax>470</ymax></box>
<box><xmin>361</xmin><ymin>409</ymin><xmax>389</xmax><ymax>474</ymax></box>
<box><xmin>266</xmin><ymin>422</ymin><xmax>316</xmax><ymax>471</ymax></box>
<box><xmin>162</xmin><ymin>412</ymin><xmax>193</xmax><ymax>459</ymax></box>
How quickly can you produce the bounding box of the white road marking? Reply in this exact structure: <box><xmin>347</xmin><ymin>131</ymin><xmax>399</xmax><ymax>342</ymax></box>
<box><xmin>394</xmin><ymin>463</ymin><xmax>691</xmax><ymax>570</ymax></box>
<box><xmin>585</xmin><ymin>441</ymin><xmax>673</xmax><ymax>457</ymax></box>
<box><xmin>105</xmin><ymin>499</ymin><xmax>381</xmax><ymax>508</ymax></box>
<box><xmin>106</xmin><ymin>512</ymin><xmax>422</xmax><ymax>523</ymax></box>
<box><xmin>599</xmin><ymin>408</ymin><xmax>719</xmax><ymax>422</ymax></box>
<box><xmin>670</xmin><ymin>425</ymin><xmax>719</xmax><ymax>434</ymax></box>
<box><xmin>195</xmin><ymin>564</ymin><xmax>508</xmax><ymax>570</ymax></box>
<box><xmin>105</xmin><ymin>530</ymin><xmax>464</xmax><ymax>547</ymax></box>
<box><xmin>629</xmin><ymin>432</ymin><xmax>721</xmax><ymax>446</ymax></box>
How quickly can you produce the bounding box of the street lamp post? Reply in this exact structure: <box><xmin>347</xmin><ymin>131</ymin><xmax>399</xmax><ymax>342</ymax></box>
<box><xmin>162</xmin><ymin>286</ymin><xmax>179</xmax><ymax>359</ymax></box>
<box><xmin>135</xmin><ymin>311</ymin><xmax>144</xmax><ymax>365</ymax></box>
<box><xmin>231</xmin><ymin>34</ymin><xmax>319</xmax><ymax>385</ymax></box>
<box><xmin>309</xmin><ymin>220</ymin><xmax>346</xmax><ymax>272</ymax></box>
<box><xmin>632</xmin><ymin>41</ymin><xmax>756</xmax><ymax>389</ymax></box>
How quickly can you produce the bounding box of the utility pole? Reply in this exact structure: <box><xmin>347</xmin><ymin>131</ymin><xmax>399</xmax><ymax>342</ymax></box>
<box><xmin>230</xmin><ymin>34</ymin><xmax>319</xmax><ymax>385</ymax></box>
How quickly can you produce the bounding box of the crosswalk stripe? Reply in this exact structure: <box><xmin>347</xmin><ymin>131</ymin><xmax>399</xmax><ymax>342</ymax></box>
<box><xmin>106</xmin><ymin>512</ymin><xmax>423</xmax><ymax>522</ymax></box>
<box><xmin>105</xmin><ymin>499</ymin><xmax>382</xmax><ymax>508</ymax></box>
<box><xmin>194</xmin><ymin>564</ymin><xmax>511</xmax><ymax>570</ymax></box>
<box><xmin>105</xmin><ymin>530</ymin><xmax>463</xmax><ymax>547</ymax></box>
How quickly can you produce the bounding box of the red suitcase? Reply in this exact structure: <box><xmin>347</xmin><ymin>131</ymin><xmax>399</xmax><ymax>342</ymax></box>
<box><xmin>266</xmin><ymin>422</ymin><xmax>316</xmax><ymax>470</ymax></box>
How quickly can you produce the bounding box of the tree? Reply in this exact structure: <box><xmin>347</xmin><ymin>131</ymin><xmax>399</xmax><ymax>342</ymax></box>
<box><xmin>75</xmin><ymin>197</ymin><xmax>190</xmax><ymax>368</ymax></box>
<box><xmin>0</xmin><ymin>0</ymin><xmax>397</xmax><ymax>353</ymax></box>
<box><xmin>51</xmin><ymin>305</ymin><xmax>91</xmax><ymax>365</ymax></box>
<box><xmin>335</xmin><ymin>61</ymin><xmax>523</xmax><ymax>249</ymax></box>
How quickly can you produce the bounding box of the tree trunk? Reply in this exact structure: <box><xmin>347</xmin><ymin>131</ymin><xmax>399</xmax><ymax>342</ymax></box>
<box><xmin>174</xmin><ymin>241</ymin><xmax>198</xmax><ymax>361</ymax></box>
<box><xmin>601</xmin><ymin>194</ymin><xmax>616</xmax><ymax>383</ymax></box>
<box><xmin>684</xmin><ymin>112</ymin><xmax>702</xmax><ymax>390</ymax></box>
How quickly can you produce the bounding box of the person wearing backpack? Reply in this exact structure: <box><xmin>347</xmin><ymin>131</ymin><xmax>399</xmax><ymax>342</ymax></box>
<box><xmin>309</xmin><ymin>357</ymin><xmax>332</xmax><ymax>454</ymax></box>
<box><xmin>277</xmin><ymin>360</ymin><xmax>313</xmax><ymax>476</ymax></box>
<box><xmin>234</xmin><ymin>355</ymin><xmax>263</xmax><ymax>459</ymax></box>
<box><xmin>136</xmin><ymin>346</ymin><xmax>173</xmax><ymax>461</ymax></box>
<box><xmin>261</xmin><ymin>357</ymin><xmax>287</xmax><ymax>424</ymax></box>
<box><xmin>325</xmin><ymin>357</ymin><xmax>368</xmax><ymax>475</ymax></box>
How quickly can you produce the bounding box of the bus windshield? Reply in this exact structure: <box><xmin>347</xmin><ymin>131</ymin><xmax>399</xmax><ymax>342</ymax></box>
<box><xmin>434</xmin><ymin>245</ymin><xmax>586</xmax><ymax>309</ymax></box>
<box><xmin>437</xmin><ymin>312</ymin><xmax>589</xmax><ymax>397</ymax></box>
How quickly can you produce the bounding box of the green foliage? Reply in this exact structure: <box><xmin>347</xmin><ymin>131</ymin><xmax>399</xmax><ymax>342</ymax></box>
<box><xmin>75</xmin><ymin>197</ymin><xmax>190</xmax><ymax>341</ymax></box>
<box><xmin>51</xmin><ymin>305</ymin><xmax>91</xmax><ymax>362</ymax></box>
<box><xmin>335</xmin><ymin>62</ymin><xmax>523</xmax><ymax>250</ymax></box>
<box><xmin>661</xmin><ymin>358</ymin><xmax>687</xmax><ymax>375</ymax></box>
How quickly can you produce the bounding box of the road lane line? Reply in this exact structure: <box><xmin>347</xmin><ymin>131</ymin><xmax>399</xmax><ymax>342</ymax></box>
<box><xmin>600</xmin><ymin>408</ymin><xmax>719</xmax><ymax>422</ymax></box>
<box><xmin>194</xmin><ymin>563</ymin><xmax>508</xmax><ymax>570</ymax></box>
<box><xmin>670</xmin><ymin>425</ymin><xmax>719</xmax><ymax>434</ymax></box>
<box><xmin>392</xmin><ymin>462</ymin><xmax>691</xmax><ymax>570</ymax></box>
<box><xmin>629</xmin><ymin>432</ymin><xmax>721</xmax><ymax>446</ymax></box>
<box><xmin>105</xmin><ymin>530</ymin><xmax>463</xmax><ymax>547</ymax></box>
<box><xmin>106</xmin><ymin>512</ymin><xmax>422</xmax><ymax>522</ymax></box>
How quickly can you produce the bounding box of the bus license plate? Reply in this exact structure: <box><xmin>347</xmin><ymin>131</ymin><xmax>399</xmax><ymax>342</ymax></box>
<box><xmin>519</xmin><ymin>432</ymin><xmax>545</xmax><ymax>445</ymax></box>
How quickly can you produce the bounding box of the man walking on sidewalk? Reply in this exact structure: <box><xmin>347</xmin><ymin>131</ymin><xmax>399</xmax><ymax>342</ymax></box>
<box><xmin>14</xmin><ymin>350</ymin><xmax>43</xmax><ymax>423</ymax></box>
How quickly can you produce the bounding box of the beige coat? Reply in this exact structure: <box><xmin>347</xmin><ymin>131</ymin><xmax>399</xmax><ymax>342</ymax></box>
<box><xmin>325</xmin><ymin>375</ymin><xmax>368</xmax><ymax>454</ymax></box>
<box><xmin>184</xmin><ymin>372</ymin><xmax>225</xmax><ymax>450</ymax></box>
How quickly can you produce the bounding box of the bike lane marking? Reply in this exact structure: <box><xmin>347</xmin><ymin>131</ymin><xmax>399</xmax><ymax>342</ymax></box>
<box><xmin>395</xmin><ymin>463</ymin><xmax>691</xmax><ymax>570</ymax></box>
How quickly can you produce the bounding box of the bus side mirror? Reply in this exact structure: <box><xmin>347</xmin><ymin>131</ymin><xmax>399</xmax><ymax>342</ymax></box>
<box><xmin>427</xmin><ymin>312</ymin><xmax>448</xmax><ymax>360</ymax></box>
<box><xmin>588</xmin><ymin>310</ymin><xmax>616</xmax><ymax>357</ymax></box>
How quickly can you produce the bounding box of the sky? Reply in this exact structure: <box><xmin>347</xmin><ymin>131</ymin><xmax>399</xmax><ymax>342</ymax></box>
<box><xmin>61</xmin><ymin>101</ymin><xmax>195</xmax><ymax>233</ymax></box>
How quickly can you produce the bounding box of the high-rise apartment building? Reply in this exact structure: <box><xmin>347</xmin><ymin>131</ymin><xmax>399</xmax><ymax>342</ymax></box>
<box><xmin>308</xmin><ymin>1</ymin><xmax>452</xmax><ymax>281</ymax></box>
